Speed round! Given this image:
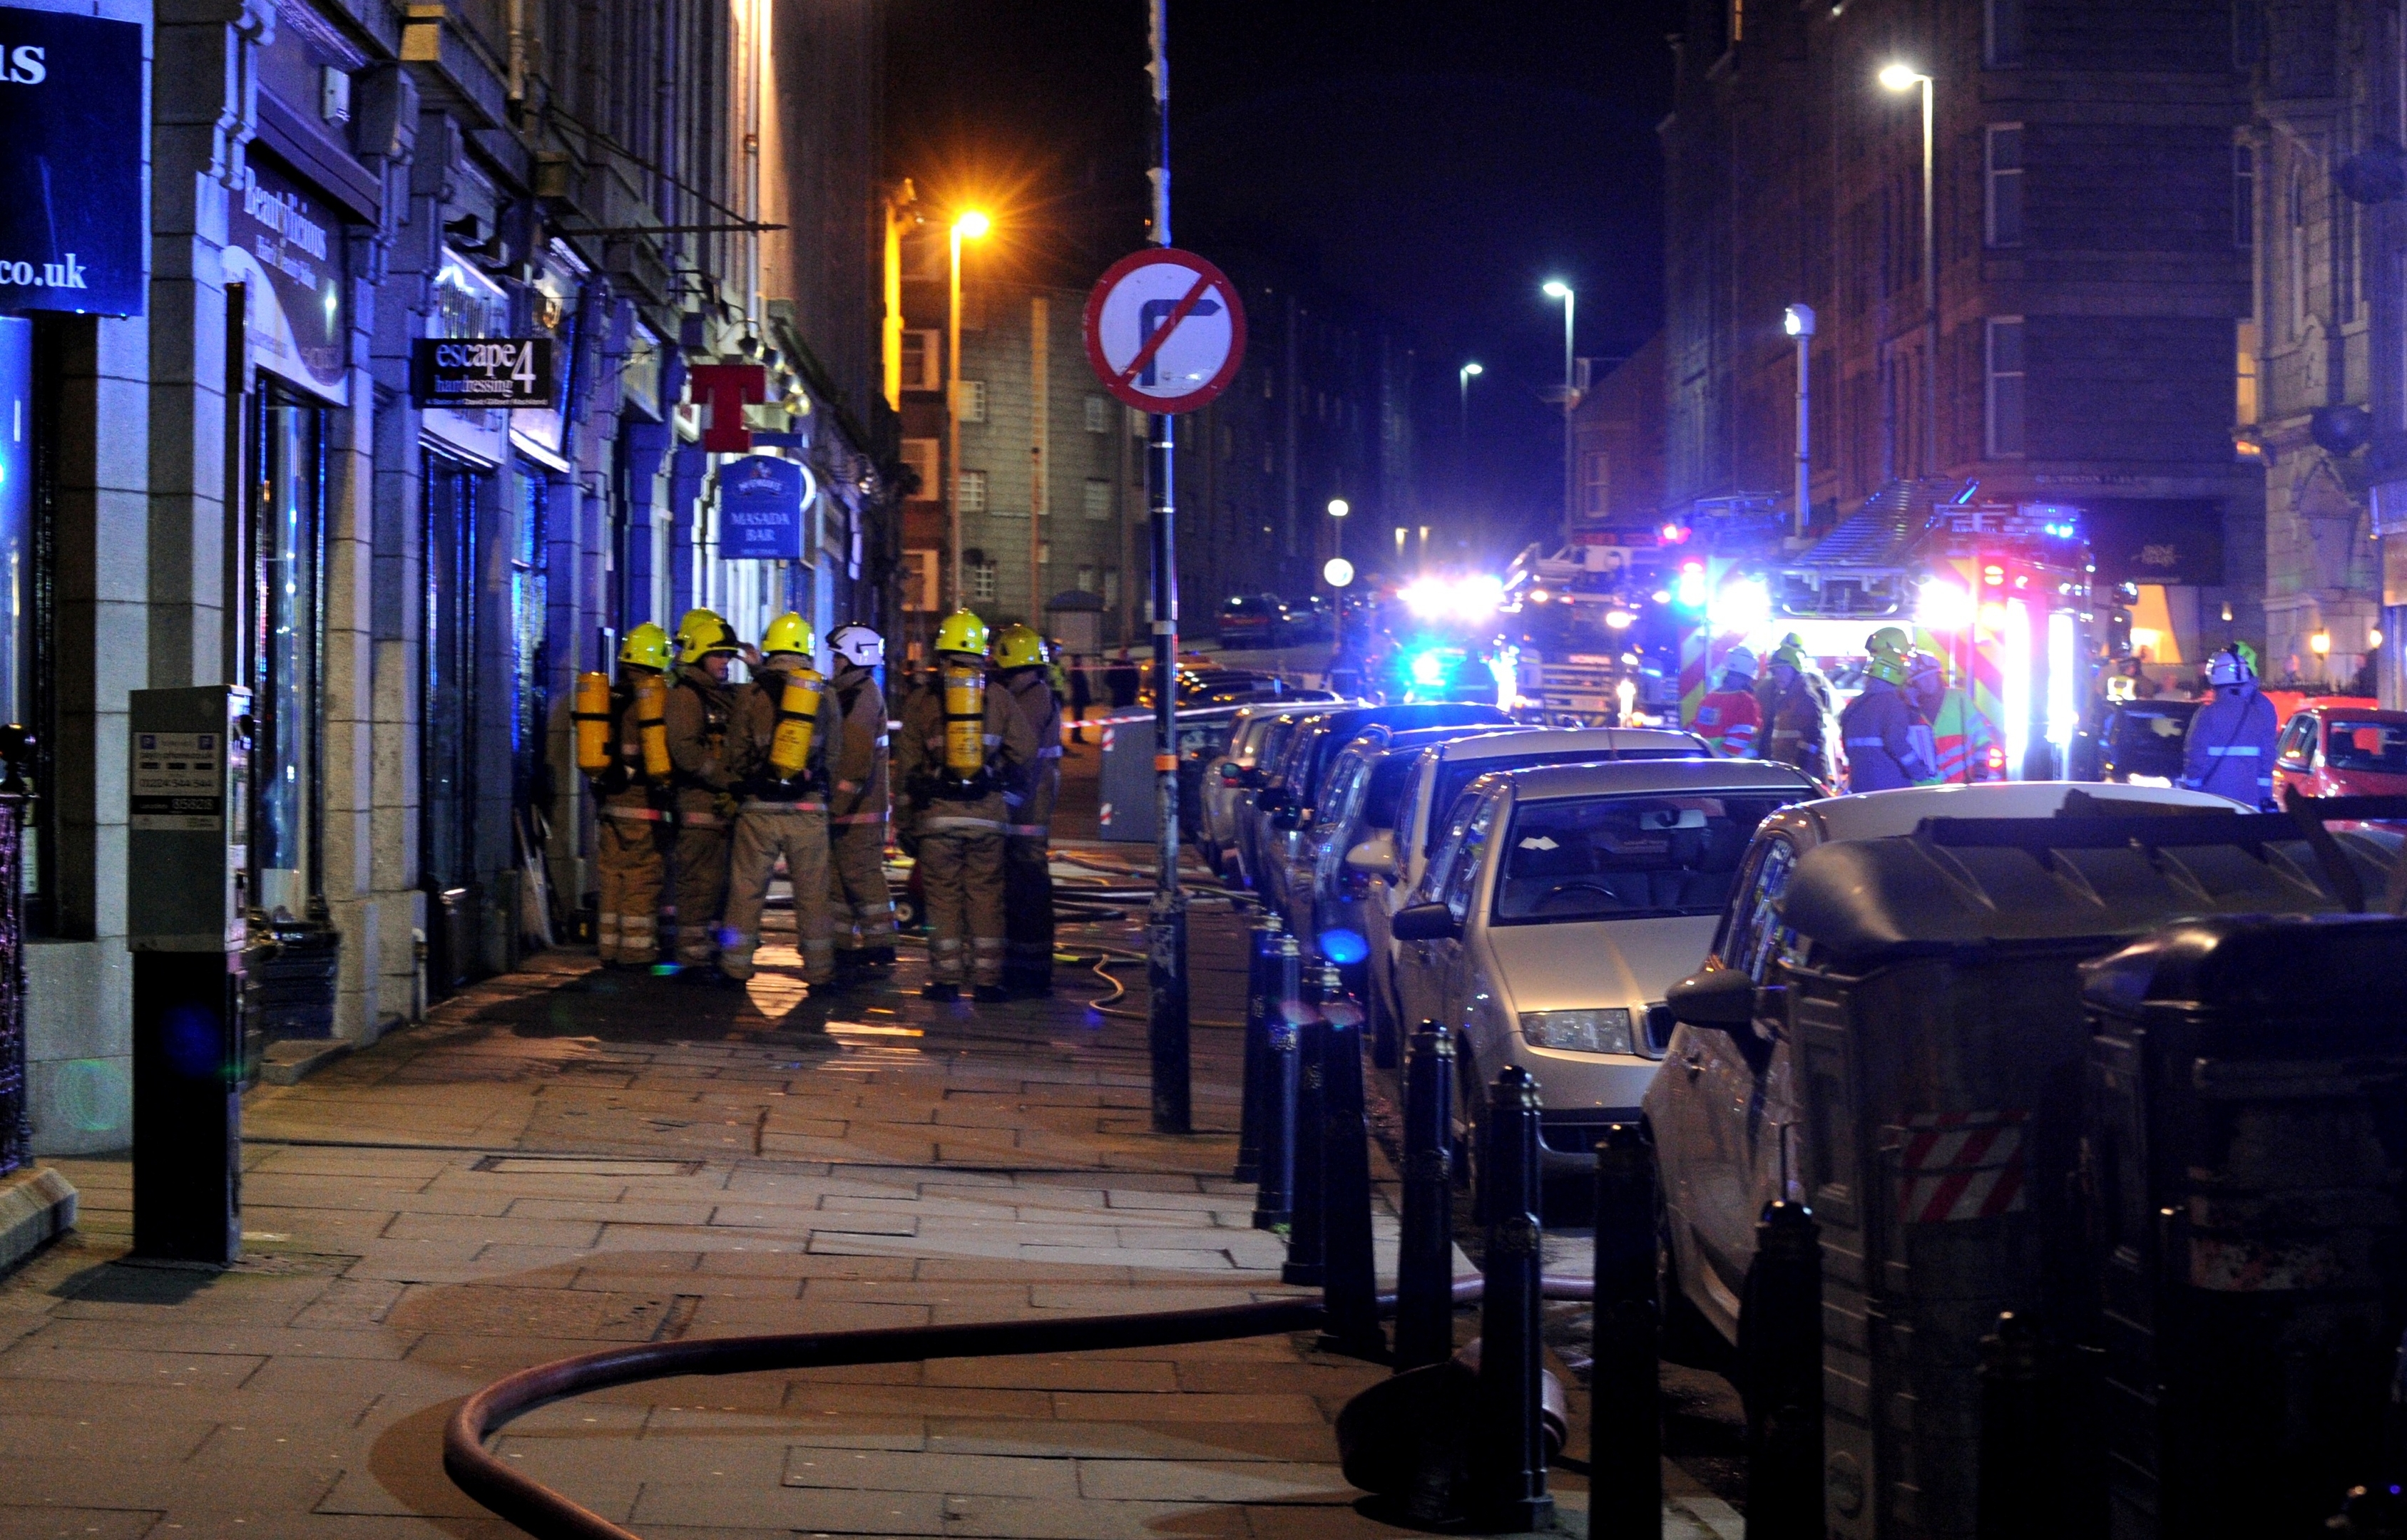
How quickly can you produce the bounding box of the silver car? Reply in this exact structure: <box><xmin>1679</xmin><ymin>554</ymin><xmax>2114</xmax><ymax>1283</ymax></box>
<box><xmin>1199</xmin><ymin>707</ymin><xmax>1284</xmax><ymax>877</ymax></box>
<box><xmin>1354</xmin><ymin>726</ymin><xmax>1713</xmax><ymax>1067</ymax></box>
<box><xmin>1386</xmin><ymin>757</ymin><xmax>1819</xmax><ymax>1181</ymax></box>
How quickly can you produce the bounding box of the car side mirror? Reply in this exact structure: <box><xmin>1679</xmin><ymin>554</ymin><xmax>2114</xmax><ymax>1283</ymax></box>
<box><xmin>1220</xmin><ymin>763</ymin><xmax>1247</xmax><ymax>786</ymax></box>
<box><xmin>1391</xmin><ymin>902</ymin><xmax>1458</xmax><ymax>942</ymax></box>
<box><xmin>1345</xmin><ymin>831</ymin><xmax>1399</xmax><ymax>876</ymax></box>
<box><xmin>1665</xmin><ymin>967</ymin><xmax>1761</xmax><ymax>1031</ymax></box>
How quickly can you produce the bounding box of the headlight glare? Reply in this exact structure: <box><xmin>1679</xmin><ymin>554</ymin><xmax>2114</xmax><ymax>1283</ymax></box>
<box><xmin>1518</xmin><ymin>1007</ymin><xmax>1635</xmax><ymax>1054</ymax></box>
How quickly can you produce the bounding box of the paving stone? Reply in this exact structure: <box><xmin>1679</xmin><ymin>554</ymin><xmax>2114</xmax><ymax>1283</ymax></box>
<box><xmin>938</xmin><ymin>1492</ymin><xmax>1250</xmax><ymax>1540</ymax></box>
<box><xmin>781</xmin><ymin>1447</ymin><xmax>1080</xmax><ymax>1499</ymax></box>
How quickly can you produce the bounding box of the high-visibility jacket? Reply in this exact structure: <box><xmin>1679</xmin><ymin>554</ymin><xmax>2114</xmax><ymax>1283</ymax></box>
<box><xmin>1927</xmin><ymin>687</ymin><xmax>1998</xmax><ymax>784</ymax></box>
<box><xmin>1840</xmin><ymin>677</ymin><xmax>1934</xmax><ymax>792</ymax></box>
<box><xmin>2180</xmin><ymin>683</ymin><xmax>2278</xmax><ymax>807</ymax></box>
<box><xmin>1695</xmin><ymin>687</ymin><xmax>1763</xmax><ymax>757</ymax></box>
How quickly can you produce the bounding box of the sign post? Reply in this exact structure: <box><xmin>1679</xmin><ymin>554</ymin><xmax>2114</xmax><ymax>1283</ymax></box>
<box><xmin>1082</xmin><ymin>6</ymin><xmax>1247</xmax><ymax>1133</ymax></box>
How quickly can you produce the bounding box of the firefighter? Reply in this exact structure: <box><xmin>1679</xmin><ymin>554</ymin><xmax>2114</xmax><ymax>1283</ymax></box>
<box><xmin>1904</xmin><ymin>651</ymin><xmax>1946</xmax><ymax>785</ymax></box>
<box><xmin>2180</xmin><ymin>642</ymin><xmax>2279</xmax><ymax>808</ymax></box>
<box><xmin>1757</xmin><ymin>634</ymin><xmax>1839</xmax><ymax>781</ymax></box>
<box><xmin>825</xmin><ymin>622</ymin><xmax>898</xmax><ymax>972</ymax></box>
<box><xmin>665</xmin><ymin>610</ymin><xmax>747</xmax><ymax>973</ymax></box>
<box><xmin>1840</xmin><ymin>627</ymin><xmax>1935</xmax><ymax>792</ymax></box>
<box><xmin>895</xmin><ymin>610</ymin><xmax>1036</xmax><ymax>1001</ymax></box>
<box><xmin>993</xmin><ymin>623</ymin><xmax>1063</xmax><ymax>995</ymax></box>
<box><xmin>1695</xmin><ymin>645</ymin><xmax>1763</xmax><ymax>756</ymax></box>
<box><xmin>720</xmin><ymin>612</ymin><xmax>843</xmax><ymax>990</ymax></box>
<box><xmin>589</xmin><ymin>622</ymin><xmax>674</xmax><ymax>967</ymax></box>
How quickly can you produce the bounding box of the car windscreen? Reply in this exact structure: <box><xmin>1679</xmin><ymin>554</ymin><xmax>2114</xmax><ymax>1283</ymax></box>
<box><xmin>2326</xmin><ymin>719</ymin><xmax>2407</xmax><ymax>773</ymax></box>
<box><xmin>1425</xmin><ymin>748</ymin><xmax>1694</xmax><ymax>855</ymax></box>
<box><xmin>1491</xmin><ymin>792</ymin><xmax>1804</xmax><ymax>924</ymax></box>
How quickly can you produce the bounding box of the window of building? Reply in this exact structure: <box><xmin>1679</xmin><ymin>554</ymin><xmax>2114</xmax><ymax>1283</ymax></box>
<box><xmin>899</xmin><ymin>329</ymin><xmax>941</xmax><ymax>391</ymax></box>
<box><xmin>956</xmin><ymin>468</ymin><xmax>988</xmax><ymax>513</ymax></box>
<box><xmin>1583</xmin><ymin>451</ymin><xmax>1611</xmax><ymax>517</ymax></box>
<box><xmin>252</xmin><ymin>384</ymin><xmax>327</xmax><ymax>922</ymax></box>
<box><xmin>1986</xmin><ymin>317</ymin><xmax>2026</xmax><ymax>458</ymax></box>
<box><xmin>1985</xmin><ymin>0</ymin><xmax>2024</xmax><ymax>66</ymax></box>
<box><xmin>899</xmin><ymin>438</ymin><xmax>939</xmax><ymax>501</ymax></box>
<box><xmin>1083</xmin><ymin>478</ymin><xmax>1112</xmax><ymax>520</ymax></box>
<box><xmin>2237</xmin><ymin>320</ymin><xmax>2259</xmax><ymax>425</ymax></box>
<box><xmin>1076</xmin><ymin>564</ymin><xmax>1096</xmax><ymax>593</ymax></box>
<box><xmin>2234</xmin><ymin>143</ymin><xmax>2255</xmax><ymax>249</ymax></box>
<box><xmin>2288</xmin><ymin>165</ymin><xmax>2308</xmax><ymax>338</ymax></box>
<box><xmin>1986</xmin><ymin>125</ymin><xmax>2025</xmax><ymax>247</ymax></box>
<box><xmin>1083</xmin><ymin>394</ymin><xmax>1110</xmax><ymax>432</ymax></box>
<box><xmin>1103</xmin><ymin>567</ymin><xmax>1120</xmax><ymax>610</ymax></box>
<box><xmin>956</xmin><ymin>379</ymin><xmax>986</xmax><ymax>423</ymax></box>
<box><xmin>969</xmin><ymin>559</ymin><xmax>998</xmax><ymax>602</ymax></box>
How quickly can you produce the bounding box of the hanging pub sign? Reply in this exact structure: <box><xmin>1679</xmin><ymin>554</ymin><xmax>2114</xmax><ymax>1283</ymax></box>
<box><xmin>0</xmin><ymin>6</ymin><xmax>145</xmax><ymax>317</ymax></box>
<box><xmin>717</xmin><ymin>455</ymin><xmax>815</xmax><ymax>560</ymax></box>
<box><xmin>410</xmin><ymin>336</ymin><xmax>556</xmax><ymax>409</ymax></box>
<box><xmin>228</xmin><ymin>155</ymin><xmax>348</xmax><ymax>402</ymax></box>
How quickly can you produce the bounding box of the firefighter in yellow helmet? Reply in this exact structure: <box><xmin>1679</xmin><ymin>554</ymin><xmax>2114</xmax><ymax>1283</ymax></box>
<box><xmin>894</xmin><ymin>610</ymin><xmax>1036</xmax><ymax>1001</ymax></box>
<box><xmin>1839</xmin><ymin>626</ymin><xmax>1936</xmax><ymax>792</ymax></box>
<box><xmin>588</xmin><ymin>623</ymin><xmax>673</xmax><ymax>965</ymax></box>
<box><xmin>718</xmin><ymin>612</ymin><xmax>844</xmax><ymax>994</ymax></box>
<box><xmin>664</xmin><ymin>610</ymin><xmax>747</xmax><ymax>972</ymax></box>
<box><xmin>993</xmin><ymin>624</ymin><xmax>1063</xmax><ymax>995</ymax></box>
<box><xmin>824</xmin><ymin>622</ymin><xmax>898</xmax><ymax>972</ymax></box>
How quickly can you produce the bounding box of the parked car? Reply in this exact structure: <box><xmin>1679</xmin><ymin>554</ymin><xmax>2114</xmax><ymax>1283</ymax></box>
<box><xmin>1215</xmin><ymin>593</ymin><xmax>1291</xmax><ymax>649</ymax></box>
<box><xmin>1384</xmin><ymin>757</ymin><xmax>1821</xmax><ymax>1195</ymax></box>
<box><xmin>2078</xmin><ymin>697</ymin><xmax>2201</xmax><ymax>785</ymax></box>
<box><xmin>1354</xmin><ymin>727</ymin><xmax>1714</xmax><ymax>1065</ymax></box>
<box><xmin>1249</xmin><ymin>702</ymin><xmax>1515</xmax><ymax>918</ymax></box>
<box><xmin>1641</xmin><ymin>780</ymin><xmax>2252</xmax><ymax>1366</ymax></box>
<box><xmin>2274</xmin><ymin>704</ymin><xmax>2407</xmax><ymax>800</ymax></box>
<box><xmin>1232</xmin><ymin>711</ymin><xmax>1312</xmax><ymax>892</ymax></box>
<box><xmin>1200</xmin><ymin>707</ymin><xmax>1284</xmax><ymax>877</ymax></box>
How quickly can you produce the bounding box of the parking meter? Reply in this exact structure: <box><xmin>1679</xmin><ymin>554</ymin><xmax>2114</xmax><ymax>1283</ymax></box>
<box><xmin>128</xmin><ymin>686</ymin><xmax>250</xmax><ymax>1265</ymax></box>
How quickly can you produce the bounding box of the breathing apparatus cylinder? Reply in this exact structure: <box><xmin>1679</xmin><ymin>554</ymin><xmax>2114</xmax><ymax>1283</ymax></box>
<box><xmin>942</xmin><ymin>664</ymin><xmax>987</xmax><ymax>778</ymax></box>
<box><xmin>769</xmin><ymin>668</ymin><xmax>825</xmax><ymax>779</ymax></box>
<box><xmin>634</xmin><ymin>674</ymin><xmax>673</xmax><ymax>779</ymax></box>
<box><xmin>573</xmin><ymin>672</ymin><xmax>613</xmax><ymax>775</ymax></box>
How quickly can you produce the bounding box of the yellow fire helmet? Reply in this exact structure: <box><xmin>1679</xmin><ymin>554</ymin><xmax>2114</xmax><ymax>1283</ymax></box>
<box><xmin>1769</xmin><ymin>633</ymin><xmax>1808</xmax><ymax>673</ymax></box>
<box><xmin>760</xmin><ymin>612</ymin><xmax>814</xmax><ymax>661</ymax></box>
<box><xmin>934</xmin><ymin>609</ymin><xmax>989</xmax><ymax>659</ymax></box>
<box><xmin>992</xmin><ymin>622</ymin><xmax>1048</xmax><ymax>671</ymax></box>
<box><xmin>1864</xmin><ymin>625</ymin><xmax>1913</xmax><ymax>685</ymax></box>
<box><xmin>676</xmin><ymin>611</ymin><xmax>742</xmax><ymax>665</ymax></box>
<box><xmin>618</xmin><ymin>622</ymin><xmax>670</xmax><ymax>672</ymax></box>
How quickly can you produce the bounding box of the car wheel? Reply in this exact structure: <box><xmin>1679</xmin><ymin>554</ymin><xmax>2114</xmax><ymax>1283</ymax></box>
<box><xmin>1652</xmin><ymin>1137</ymin><xmax>1735</xmax><ymax>1375</ymax></box>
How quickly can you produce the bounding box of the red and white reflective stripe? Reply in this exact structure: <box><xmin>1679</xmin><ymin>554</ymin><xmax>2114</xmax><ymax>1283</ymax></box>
<box><xmin>1894</xmin><ymin>1108</ymin><xmax>2028</xmax><ymax>1223</ymax></box>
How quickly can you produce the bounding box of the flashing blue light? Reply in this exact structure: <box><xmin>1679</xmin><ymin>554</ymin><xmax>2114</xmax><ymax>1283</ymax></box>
<box><xmin>1674</xmin><ymin>565</ymin><xmax>1708</xmax><ymax>609</ymax></box>
<box><xmin>2043</xmin><ymin>520</ymin><xmax>2077</xmax><ymax>540</ymax></box>
<box><xmin>1319</xmin><ymin>928</ymin><xmax>1369</xmax><ymax>966</ymax></box>
<box><xmin>1409</xmin><ymin>650</ymin><xmax>1447</xmax><ymax>687</ymax></box>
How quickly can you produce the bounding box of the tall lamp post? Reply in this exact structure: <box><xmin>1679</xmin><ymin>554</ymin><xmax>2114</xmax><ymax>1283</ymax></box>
<box><xmin>1457</xmin><ymin>361</ymin><xmax>1482</xmax><ymax>485</ymax></box>
<box><xmin>1784</xmin><ymin>304</ymin><xmax>1814</xmax><ymax>538</ymax></box>
<box><xmin>946</xmin><ymin>208</ymin><xmax>991</xmax><ymax>610</ymax></box>
<box><xmin>1542</xmin><ymin>281</ymin><xmax>1575</xmax><ymax>546</ymax></box>
<box><xmin>1879</xmin><ymin>63</ymin><xmax>1937</xmax><ymax>477</ymax></box>
<box><xmin>1327</xmin><ymin>498</ymin><xmax>1349</xmax><ymax>566</ymax></box>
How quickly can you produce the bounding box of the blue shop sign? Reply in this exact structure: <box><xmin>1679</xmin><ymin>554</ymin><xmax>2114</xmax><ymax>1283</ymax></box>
<box><xmin>0</xmin><ymin>7</ymin><xmax>145</xmax><ymax>317</ymax></box>
<box><xmin>718</xmin><ymin>456</ymin><xmax>815</xmax><ymax>560</ymax></box>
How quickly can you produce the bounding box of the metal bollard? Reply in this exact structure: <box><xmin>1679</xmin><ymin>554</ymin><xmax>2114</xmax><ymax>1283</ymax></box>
<box><xmin>1251</xmin><ymin>935</ymin><xmax>1304</xmax><ymax>1231</ymax></box>
<box><xmin>1740</xmin><ymin>1200</ymin><xmax>1823</xmax><ymax>1540</ymax></box>
<box><xmin>1976</xmin><ymin>1311</ymin><xmax>2053</xmax><ymax>1540</ymax></box>
<box><xmin>1591</xmin><ymin>1124</ymin><xmax>1662</xmax><ymax>1540</ymax></box>
<box><xmin>1279</xmin><ymin>958</ymin><xmax>1329</xmax><ymax>1287</ymax></box>
<box><xmin>1470</xmin><ymin>1065</ymin><xmax>1553</xmax><ymax>1535</ymax></box>
<box><xmin>1394</xmin><ymin>1022</ymin><xmax>1456</xmax><ymax>1372</ymax></box>
<box><xmin>1314</xmin><ymin>962</ymin><xmax>1383</xmax><ymax>1360</ymax></box>
<box><xmin>1233</xmin><ymin>913</ymin><xmax>1283</xmax><ymax>1182</ymax></box>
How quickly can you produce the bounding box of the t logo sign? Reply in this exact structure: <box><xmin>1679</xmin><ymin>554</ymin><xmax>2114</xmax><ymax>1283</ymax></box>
<box><xmin>688</xmin><ymin>364</ymin><xmax>767</xmax><ymax>453</ymax></box>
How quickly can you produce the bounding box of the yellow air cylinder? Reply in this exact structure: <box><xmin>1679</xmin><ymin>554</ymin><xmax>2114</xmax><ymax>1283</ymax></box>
<box><xmin>769</xmin><ymin>668</ymin><xmax>825</xmax><ymax>779</ymax></box>
<box><xmin>942</xmin><ymin>664</ymin><xmax>986</xmax><ymax>777</ymax></box>
<box><xmin>573</xmin><ymin>672</ymin><xmax>613</xmax><ymax>775</ymax></box>
<box><xmin>635</xmin><ymin>674</ymin><xmax>673</xmax><ymax>779</ymax></box>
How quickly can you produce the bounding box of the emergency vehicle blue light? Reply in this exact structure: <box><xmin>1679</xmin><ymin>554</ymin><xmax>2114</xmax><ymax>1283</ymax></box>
<box><xmin>1409</xmin><ymin>650</ymin><xmax>1447</xmax><ymax>687</ymax></box>
<box><xmin>1318</xmin><ymin>928</ymin><xmax>1369</xmax><ymax>965</ymax></box>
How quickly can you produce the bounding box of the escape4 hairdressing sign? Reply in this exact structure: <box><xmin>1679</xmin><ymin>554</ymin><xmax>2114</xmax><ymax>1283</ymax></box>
<box><xmin>0</xmin><ymin>6</ymin><xmax>145</xmax><ymax>317</ymax></box>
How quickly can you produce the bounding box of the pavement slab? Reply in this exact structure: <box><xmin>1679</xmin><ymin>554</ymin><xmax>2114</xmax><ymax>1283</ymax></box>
<box><xmin>0</xmin><ymin>838</ymin><xmax>1727</xmax><ymax>1538</ymax></box>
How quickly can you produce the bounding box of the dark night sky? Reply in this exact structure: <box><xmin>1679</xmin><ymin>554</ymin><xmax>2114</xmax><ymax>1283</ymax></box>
<box><xmin>884</xmin><ymin>0</ymin><xmax>1684</xmax><ymax>558</ymax></box>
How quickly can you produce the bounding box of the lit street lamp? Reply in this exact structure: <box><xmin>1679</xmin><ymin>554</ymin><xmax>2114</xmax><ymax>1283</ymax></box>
<box><xmin>1879</xmin><ymin>63</ymin><xmax>1937</xmax><ymax>477</ymax></box>
<box><xmin>1542</xmin><ymin>281</ymin><xmax>1575</xmax><ymax>547</ymax></box>
<box><xmin>946</xmin><ymin>208</ymin><xmax>991</xmax><ymax>610</ymax></box>
<box><xmin>1327</xmin><ymin>497</ymin><xmax>1349</xmax><ymax>565</ymax></box>
<box><xmin>1458</xmin><ymin>360</ymin><xmax>1483</xmax><ymax>471</ymax></box>
<box><xmin>1784</xmin><ymin>304</ymin><xmax>1814</xmax><ymax>538</ymax></box>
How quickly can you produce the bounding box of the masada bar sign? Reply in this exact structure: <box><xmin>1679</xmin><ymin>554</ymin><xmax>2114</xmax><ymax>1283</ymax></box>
<box><xmin>717</xmin><ymin>456</ymin><xmax>815</xmax><ymax>560</ymax></box>
<box><xmin>0</xmin><ymin>6</ymin><xmax>144</xmax><ymax>317</ymax></box>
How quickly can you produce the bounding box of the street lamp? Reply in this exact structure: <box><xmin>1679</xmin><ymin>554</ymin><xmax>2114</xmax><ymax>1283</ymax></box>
<box><xmin>1458</xmin><ymin>361</ymin><xmax>1483</xmax><ymax>473</ymax></box>
<box><xmin>1542</xmin><ymin>282</ymin><xmax>1575</xmax><ymax>548</ymax></box>
<box><xmin>1327</xmin><ymin>498</ymin><xmax>1349</xmax><ymax>565</ymax></box>
<box><xmin>1879</xmin><ymin>63</ymin><xmax>1937</xmax><ymax>478</ymax></box>
<box><xmin>1784</xmin><ymin>304</ymin><xmax>1815</xmax><ymax>537</ymax></box>
<box><xmin>946</xmin><ymin>208</ymin><xmax>991</xmax><ymax>610</ymax></box>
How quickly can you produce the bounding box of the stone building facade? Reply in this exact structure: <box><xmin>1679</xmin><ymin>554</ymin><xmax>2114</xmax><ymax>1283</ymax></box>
<box><xmin>14</xmin><ymin>0</ymin><xmax>893</xmax><ymax>1154</ymax></box>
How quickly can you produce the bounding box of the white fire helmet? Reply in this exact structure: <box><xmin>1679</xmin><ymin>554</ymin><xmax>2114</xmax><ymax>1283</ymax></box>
<box><xmin>828</xmin><ymin>622</ymin><xmax>884</xmax><ymax>670</ymax></box>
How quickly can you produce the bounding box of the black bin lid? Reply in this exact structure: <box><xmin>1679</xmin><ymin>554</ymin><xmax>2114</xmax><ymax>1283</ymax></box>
<box><xmin>2080</xmin><ymin>913</ymin><xmax>2407</xmax><ymax>1045</ymax></box>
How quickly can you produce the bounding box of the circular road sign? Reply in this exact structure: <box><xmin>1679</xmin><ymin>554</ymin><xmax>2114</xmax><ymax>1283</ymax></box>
<box><xmin>1082</xmin><ymin>247</ymin><xmax>1247</xmax><ymax>414</ymax></box>
<box><xmin>1322</xmin><ymin>557</ymin><xmax>1356</xmax><ymax>589</ymax></box>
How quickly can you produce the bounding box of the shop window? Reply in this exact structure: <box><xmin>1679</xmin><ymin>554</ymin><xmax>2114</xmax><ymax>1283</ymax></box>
<box><xmin>510</xmin><ymin>474</ymin><xmax>550</xmax><ymax>818</ymax></box>
<box><xmin>250</xmin><ymin>386</ymin><xmax>325</xmax><ymax>922</ymax></box>
<box><xmin>421</xmin><ymin>450</ymin><xmax>487</xmax><ymax>991</ymax></box>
